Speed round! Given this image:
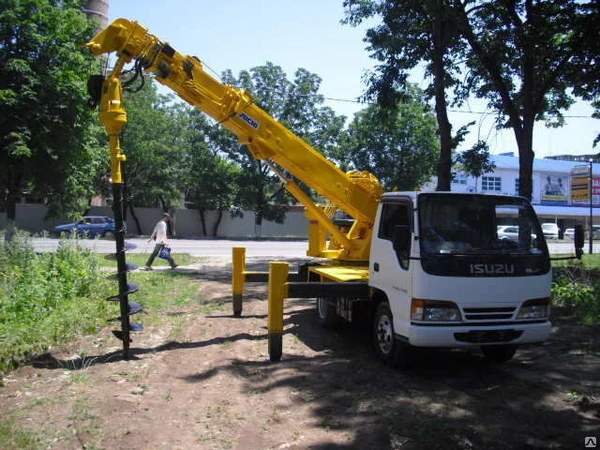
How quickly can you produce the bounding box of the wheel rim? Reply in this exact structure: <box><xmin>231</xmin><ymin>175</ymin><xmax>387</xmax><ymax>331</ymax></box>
<box><xmin>376</xmin><ymin>313</ymin><xmax>393</xmax><ymax>355</ymax></box>
<box><xmin>317</xmin><ymin>297</ymin><xmax>327</xmax><ymax>319</ymax></box>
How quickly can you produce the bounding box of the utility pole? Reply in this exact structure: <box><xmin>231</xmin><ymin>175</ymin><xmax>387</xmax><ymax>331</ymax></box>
<box><xmin>590</xmin><ymin>159</ymin><xmax>594</xmax><ymax>255</ymax></box>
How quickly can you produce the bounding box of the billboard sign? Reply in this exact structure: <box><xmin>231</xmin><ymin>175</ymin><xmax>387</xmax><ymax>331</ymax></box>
<box><xmin>570</xmin><ymin>165</ymin><xmax>600</xmax><ymax>206</ymax></box>
<box><xmin>541</xmin><ymin>174</ymin><xmax>568</xmax><ymax>205</ymax></box>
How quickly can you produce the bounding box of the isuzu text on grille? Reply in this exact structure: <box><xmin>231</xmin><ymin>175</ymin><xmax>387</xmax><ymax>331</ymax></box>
<box><xmin>470</xmin><ymin>263</ymin><xmax>515</xmax><ymax>275</ymax></box>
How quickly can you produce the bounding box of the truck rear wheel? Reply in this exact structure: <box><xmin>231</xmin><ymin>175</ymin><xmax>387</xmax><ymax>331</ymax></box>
<box><xmin>373</xmin><ymin>302</ymin><xmax>413</xmax><ymax>368</ymax></box>
<box><xmin>316</xmin><ymin>297</ymin><xmax>341</xmax><ymax>328</ymax></box>
<box><xmin>480</xmin><ymin>344</ymin><xmax>517</xmax><ymax>363</ymax></box>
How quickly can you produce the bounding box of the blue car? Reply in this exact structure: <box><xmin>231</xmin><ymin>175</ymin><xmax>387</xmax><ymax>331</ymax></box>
<box><xmin>53</xmin><ymin>215</ymin><xmax>116</xmax><ymax>239</ymax></box>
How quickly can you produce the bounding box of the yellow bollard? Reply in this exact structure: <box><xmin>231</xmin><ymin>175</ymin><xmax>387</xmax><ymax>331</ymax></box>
<box><xmin>232</xmin><ymin>247</ymin><xmax>246</xmax><ymax>316</ymax></box>
<box><xmin>268</xmin><ymin>262</ymin><xmax>289</xmax><ymax>361</ymax></box>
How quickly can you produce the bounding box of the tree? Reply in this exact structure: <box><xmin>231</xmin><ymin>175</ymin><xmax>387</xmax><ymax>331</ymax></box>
<box><xmin>454</xmin><ymin>140</ymin><xmax>496</xmax><ymax>191</ymax></box>
<box><xmin>308</xmin><ymin>107</ymin><xmax>349</xmax><ymax>170</ymax></box>
<box><xmin>214</xmin><ymin>63</ymin><xmax>346</xmax><ymax>236</ymax></box>
<box><xmin>183</xmin><ymin>108</ymin><xmax>240</xmax><ymax>237</ymax></box>
<box><xmin>0</xmin><ymin>0</ymin><xmax>103</xmax><ymax>237</ymax></box>
<box><xmin>569</xmin><ymin>1</ymin><xmax>600</xmax><ymax>148</ymax></box>
<box><xmin>451</xmin><ymin>0</ymin><xmax>596</xmax><ymax>200</ymax></box>
<box><xmin>343</xmin><ymin>85</ymin><xmax>439</xmax><ymax>191</ymax></box>
<box><xmin>343</xmin><ymin>0</ymin><xmax>466</xmax><ymax>191</ymax></box>
<box><xmin>345</xmin><ymin>1</ymin><xmax>599</xmax><ymax>201</ymax></box>
<box><xmin>119</xmin><ymin>80</ymin><xmax>188</xmax><ymax>211</ymax></box>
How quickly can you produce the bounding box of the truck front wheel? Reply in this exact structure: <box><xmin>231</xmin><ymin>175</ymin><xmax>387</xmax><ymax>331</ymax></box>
<box><xmin>373</xmin><ymin>302</ymin><xmax>413</xmax><ymax>368</ymax></box>
<box><xmin>480</xmin><ymin>344</ymin><xmax>517</xmax><ymax>363</ymax></box>
<box><xmin>316</xmin><ymin>297</ymin><xmax>341</xmax><ymax>328</ymax></box>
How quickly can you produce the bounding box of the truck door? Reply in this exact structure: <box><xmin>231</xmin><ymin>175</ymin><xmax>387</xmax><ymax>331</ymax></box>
<box><xmin>370</xmin><ymin>198</ymin><xmax>413</xmax><ymax>338</ymax></box>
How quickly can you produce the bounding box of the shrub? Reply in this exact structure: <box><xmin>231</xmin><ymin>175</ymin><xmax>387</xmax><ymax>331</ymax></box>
<box><xmin>552</xmin><ymin>266</ymin><xmax>600</xmax><ymax>325</ymax></box>
<box><xmin>0</xmin><ymin>236</ymin><xmax>113</xmax><ymax>372</ymax></box>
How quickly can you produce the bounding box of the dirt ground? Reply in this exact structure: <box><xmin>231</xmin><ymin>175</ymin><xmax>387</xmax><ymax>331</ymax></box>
<box><xmin>1</xmin><ymin>257</ymin><xmax>599</xmax><ymax>450</ymax></box>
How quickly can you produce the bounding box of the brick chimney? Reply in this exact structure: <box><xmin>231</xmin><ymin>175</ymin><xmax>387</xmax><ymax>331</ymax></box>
<box><xmin>83</xmin><ymin>0</ymin><xmax>109</xmax><ymax>32</ymax></box>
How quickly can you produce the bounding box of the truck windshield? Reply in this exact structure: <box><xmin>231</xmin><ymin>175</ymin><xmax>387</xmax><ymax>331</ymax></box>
<box><xmin>417</xmin><ymin>194</ymin><xmax>550</xmax><ymax>277</ymax></box>
<box><xmin>418</xmin><ymin>194</ymin><xmax>547</xmax><ymax>257</ymax></box>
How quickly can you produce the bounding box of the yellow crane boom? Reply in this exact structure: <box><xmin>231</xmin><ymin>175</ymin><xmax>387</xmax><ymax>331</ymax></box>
<box><xmin>87</xmin><ymin>18</ymin><xmax>382</xmax><ymax>262</ymax></box>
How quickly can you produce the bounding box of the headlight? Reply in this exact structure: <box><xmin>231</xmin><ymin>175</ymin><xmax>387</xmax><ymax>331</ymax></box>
<box><xmin>517</xmin><ymin>298</ymin><xmax>550</xmax><ymax>319</ymax></box>
<box><xmin>411</xmin><ymin>299</ymin><xmax>462</xmax><ymax>322</ymax></box>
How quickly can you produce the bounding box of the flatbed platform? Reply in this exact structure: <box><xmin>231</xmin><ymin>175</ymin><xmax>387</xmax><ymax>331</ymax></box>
<box><xmin>308</xmin><ymin>265</ymin><xmax>369</xmax><ymax>282</ymax></box>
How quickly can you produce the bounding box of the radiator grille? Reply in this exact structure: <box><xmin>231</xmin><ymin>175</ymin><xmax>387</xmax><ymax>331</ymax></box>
<box><xmin>463</xmin><ymin>307</ymin><xmax>516</xmax><ymax>321</ymax></box>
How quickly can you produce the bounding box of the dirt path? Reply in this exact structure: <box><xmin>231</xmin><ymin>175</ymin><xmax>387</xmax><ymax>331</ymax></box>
<box><xmin>1</xmin><ymin>260</ymin><xmax>599</xmax><ymax>450</ymax></box>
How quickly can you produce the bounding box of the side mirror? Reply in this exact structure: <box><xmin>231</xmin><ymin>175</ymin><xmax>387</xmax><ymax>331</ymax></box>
<box><xmin>392</xmin><ymin>225</ymin><xmax>411</xmax><ymax>253</ymax></box>
<box><xmin>574</xmin><ymin>224</ymin><xmax>584</xmax><ymax>259</ymax></box>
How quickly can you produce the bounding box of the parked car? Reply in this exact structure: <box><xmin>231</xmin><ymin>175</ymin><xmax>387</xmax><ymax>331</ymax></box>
<box><xmin>497</xmin><ymin>225</ymin><xmax>521</xmax><ymax>241</ymax></box>
<box><xmin>563</xmin><ymin>228</ymin><xmax>575</xmax><ymax>240</ymax></box>
<box><xmin>53</xmin><ymin>216</ymin><xmax>116</xmax><ymax>239</ymax></box>
<box><xmin>541</xmin><ymin>223</ymin><xmax>560</xmax><ymax>240</ymax></box>
<box><xmin>592</xmin><ymin>225</ymin><xmax>600</xmax><ymax>240</ymax></box>
<box><xmin>497</xmin><ymin>225</ymin><xmax>537</xmax><ymax>242</ymax></box>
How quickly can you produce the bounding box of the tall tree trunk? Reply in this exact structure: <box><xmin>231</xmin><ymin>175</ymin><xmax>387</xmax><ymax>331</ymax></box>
<box><xmin>199</xmin><ymin>209</ymin><xmax>207</xmax><ymax>236</ymax></box>
<box><xmin>516</xmin><ymin>118</ymin><xmax>535</xmax><ymax>201</ymax></box>
<box><xmin>3</xmin><ymin>171</ymin><xmax>21</xmax><ymax>242</ymax></box>
<box><xmin>432</xmin><ymin>25</ymin><xmax>453</xmax><ymax>192</ymax></box>
<box><xmin>212</xmin><ymin>210</ymin><xmax>223</xmax><ymax>237</ymax></box>
<box><xmin>454</xmin><ymin>1</ymin><xmax>534</xmax><ymax>200</ymax></box>
<box><xmin>4</xmin><ymin>191</ymin><xmax>17</xmax><ymax>242</ymax></box>
<box><xmin>255</xmin><ymin>211</ymin><xmax>263</xmax><ymax>238</ymax></box>
<box><xmin>127</xmin><ymin>202</ymin><xmax>142</xmax><ymax>235</ymax></box>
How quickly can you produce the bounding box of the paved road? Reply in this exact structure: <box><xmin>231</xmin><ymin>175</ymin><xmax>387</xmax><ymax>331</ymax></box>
<box><xmin>30</xmin><ymin>237</ymin><xmax>591</xmax><ymax>259</ymax></box>
<box><xmin>548</xmin><ymin>240</ymin><xmax>596</xmax><ymax>254</ymax></box>
<box><xmin>30</xmin><ymin>237</ymin><xmax>310</xmax><ymax>260</ymax></box>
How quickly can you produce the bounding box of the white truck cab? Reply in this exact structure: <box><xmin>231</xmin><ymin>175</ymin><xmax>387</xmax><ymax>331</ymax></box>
<box><xmin>369</xmin><ymin>192</ymin><xmax>552</xmax><ymax>365</ymax></box>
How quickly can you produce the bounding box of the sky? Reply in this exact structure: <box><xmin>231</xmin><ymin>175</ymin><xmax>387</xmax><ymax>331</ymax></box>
<box><xmin>107</xmin><ymin>0</ymin><xmax>599</xmax><ymax>159</ymax></box>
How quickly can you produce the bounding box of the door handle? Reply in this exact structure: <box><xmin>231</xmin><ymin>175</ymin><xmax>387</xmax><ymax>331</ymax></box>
<box><xmin>374</xmin><ymin>262</ymin><xmax>380</xmax><ymax>272</ymax></box>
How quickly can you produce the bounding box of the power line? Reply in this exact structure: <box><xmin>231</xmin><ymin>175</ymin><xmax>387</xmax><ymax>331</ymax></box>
<box><xmin>323</xmin><ymin>96</ymin><xmax>596</xmax><ymax>119</ymax></box>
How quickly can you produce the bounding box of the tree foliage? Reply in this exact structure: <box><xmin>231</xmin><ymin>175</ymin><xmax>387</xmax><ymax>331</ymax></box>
<box><xmin>454</xmin><ymin>140</ymin><xmax>495</xmax><ymax>183</ymax></box>
<box><xmin>344</xmin><ymin>1</ymin><xmax>600</xmax><ymax>201</ymax></box>
<box><xmin>568</xmin><ymin>1</ymin><xmax>600</xmax><ymax>148</ymax></box>
<box><xmin>214</xmin><ymin>63</ymin><xmax>347</xmax><ymax>232</ymax></box>
<box><xmin>343</xmin><ymin>85</ymin><xmax>439</xmax><ymax>191</ymax></box>
<box><xmin>451</xmin><ymin>0</ymin><xmax>596</xmax><ymax>200</ymax></box>
<box><xmin>343</xmin><ymin>0</ymin><xmax>465</xmax><ymax>191</ymax></box>
<box><xmin>119</xmin><ymin>80</ymin><xmax>188</xmax><ymax>211</ymax></box>
<box><xmin>182</xmin><ymin>108</ymin><xmax>240</xmax><ymax>236</ymax></box>
<box><xmin>115</xmin><ymin>63</ymin><xmax>345</xmax><ymax>236</ymax></box>
<box><xmin>0</xmin><ymin>0</ymin><xmax>103</xmax><ymax>227</ymax></box>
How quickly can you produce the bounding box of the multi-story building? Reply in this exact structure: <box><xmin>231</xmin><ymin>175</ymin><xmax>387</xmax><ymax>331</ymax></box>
<box><xmin>441</xmin><ymin>152</ymin><xmax>598</xmax><ymax>235</ymax></box>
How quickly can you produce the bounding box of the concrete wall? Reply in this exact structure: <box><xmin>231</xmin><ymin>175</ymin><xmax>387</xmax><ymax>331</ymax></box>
<box><xmin>0</xmin><ymin>204</ymin><xmax>309</xmax><ymax>238</ymax></box>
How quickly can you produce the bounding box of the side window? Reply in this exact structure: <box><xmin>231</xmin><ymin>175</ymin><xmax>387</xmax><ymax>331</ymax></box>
<box><xmin>378</xmin><ymin>202</ymin><xmax>411</xmax><ymax>270</ymax></box>
<box><xmin>378</xmin><ymin>203</ymin><xmax>410</xmax><ymax>240</ymax></box>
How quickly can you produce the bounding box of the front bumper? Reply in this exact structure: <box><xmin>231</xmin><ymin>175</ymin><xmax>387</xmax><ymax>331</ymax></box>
<box><xmin>405</xmin><ymin>321</ymin><xmax>551</xmax><ymax>347</ymax></box>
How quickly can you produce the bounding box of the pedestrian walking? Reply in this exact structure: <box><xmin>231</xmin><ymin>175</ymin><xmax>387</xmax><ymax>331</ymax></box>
<box><xmin>143</xmin><ymin>212</ymin><xmax>178</xmax><ymax>270</ymax></box>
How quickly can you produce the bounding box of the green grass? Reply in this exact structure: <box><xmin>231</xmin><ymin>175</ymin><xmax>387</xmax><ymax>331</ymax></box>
<box><xmin>99</xmin><ymin>252</ymin><xmax>203</xmax><ymax>269</ymax></box>
<box><xmin>552</xmin><ymin>254</ymin><xmax>600</xmax><ymax>324</ymax></box>
<box><xmin>552</xmin><ymin>253</ymin><xmax>600</xmax><ymax>269</ymax></box>
<box><xmin>0</xmin><ymin>237</ymin><xmax>214</xmax><ymax>374</ymax></box>
<box><xmin>0</xmin><ymin>237</ymin><xmax>221</xmax><ymax>450</ymax></box>
<box><xmin>0</xmin><ymin>236</ymin><xmax>115</xmax><ymax>372</ymax></box>
<box><xmin>0</xmin><ymin>419</ymin><xmax>42</xmax><ymax>450</ymax></box>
